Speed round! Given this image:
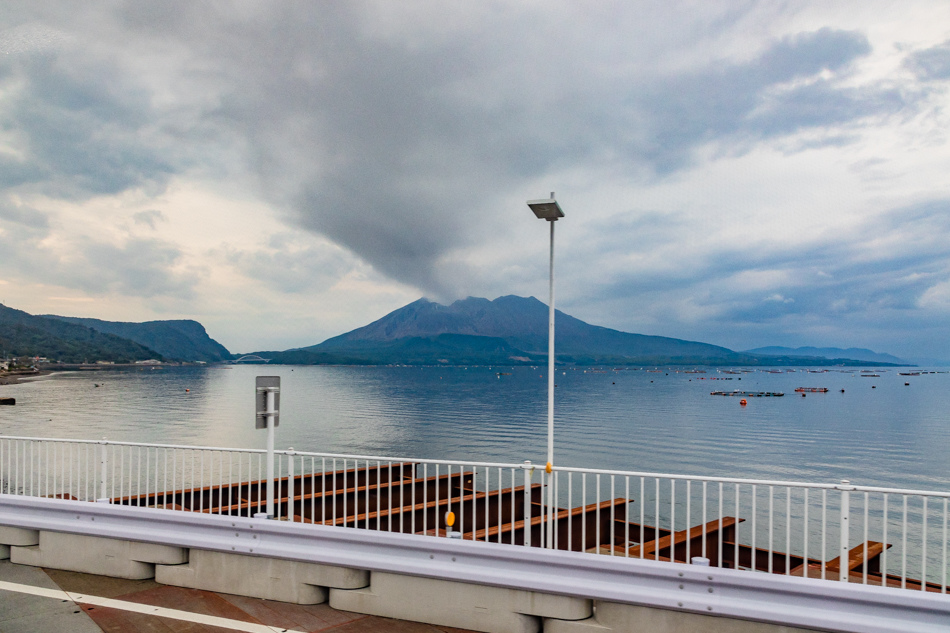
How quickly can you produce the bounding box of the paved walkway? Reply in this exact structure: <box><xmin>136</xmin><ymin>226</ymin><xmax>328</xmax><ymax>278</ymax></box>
<box><xmin>0</xmin><ymin>560</ymin><xmax>476</xmax><ymax>633</ymax></box>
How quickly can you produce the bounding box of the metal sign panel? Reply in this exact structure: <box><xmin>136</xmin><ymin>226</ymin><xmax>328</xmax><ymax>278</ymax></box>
<box><xmin>255</xmin><ymin>376</ymin><xmax>280</xmax><ymax>429</ymax></box>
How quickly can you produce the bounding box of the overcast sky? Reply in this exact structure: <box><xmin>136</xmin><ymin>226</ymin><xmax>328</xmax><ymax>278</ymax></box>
<box><xmin>1</xmin><ymin>2</ymin><xmax>949</xmax><ymax>360</ymax></box>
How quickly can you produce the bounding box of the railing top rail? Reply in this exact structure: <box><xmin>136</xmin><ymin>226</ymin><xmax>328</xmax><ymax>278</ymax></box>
<box><xmin>1</xmin><ymin>434</ymin><xmax>948</xmax><ymax>499</ymax></box>
<box><xmin>550</xmin><ymin>464</ymin><xmax>950</xmax><ymax>498</ymax></box>
<box><xmin>0</xmin><ymin>435</ymin><xmax>526</xmax><ymax>470</ymax></box>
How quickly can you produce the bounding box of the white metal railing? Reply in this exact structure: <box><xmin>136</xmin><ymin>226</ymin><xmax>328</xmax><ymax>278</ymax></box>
<box><xmin>0</xmin><ymin>435</ymin><xmax>947</xmax><ymax>594</ymax></box>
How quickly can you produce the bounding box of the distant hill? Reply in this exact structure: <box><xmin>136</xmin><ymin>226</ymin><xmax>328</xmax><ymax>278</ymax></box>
<box><xmin>743</xmin><ymin>346</ymin><xmax>908</xmax><ymax>365</ymax></box>
<box><xmin>259</xmin><ymin>295</ymin><xmax>903</xmax><ymax>366</ymax></box>
<box><xmin>0</xmin><ymin>304</ymin><xmax>160</xmax><ymax>363</ymax></box>
<box><xmin>44</xmin><ymin>316</ymin><xmax>232</xmax><ymax>362</ymax></box>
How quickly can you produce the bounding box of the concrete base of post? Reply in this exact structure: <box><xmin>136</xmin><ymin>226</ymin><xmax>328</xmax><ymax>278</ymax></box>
<box><xmin>544</xmin><ymin>602</ymin><xmax>822</xmax><ymax>633</ymax></box>
<box><xmin>156</xmin><ymin>549</ymin><xmax>368</xmax><ymax>604</ymax></box>
<box><xmin>330</xmin><ymin>571</ymin><xmax>592</xmax><ymax>633</ymax></box>
<box><xmin>8</xmin><ymin>531</ymin><xmax>187</xmax><ymax>579</ymax></box>
<box><xmin>0</xmin><ymin>526</ymin><xmax>39</xmax><ymax>561</ymax></box>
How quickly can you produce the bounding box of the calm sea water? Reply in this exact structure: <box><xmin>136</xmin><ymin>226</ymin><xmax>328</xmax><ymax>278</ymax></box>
<box><xmin>1</xmin><ymin>364</ymin><xmax>947</xmax><ymax>490</ymax></box>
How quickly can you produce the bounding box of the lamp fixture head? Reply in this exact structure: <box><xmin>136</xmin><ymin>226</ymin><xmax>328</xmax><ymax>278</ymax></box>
<box><xmin>527</xmin><ymin>192</ymin><xmax>564</xmax><ymax>221</ymax></box>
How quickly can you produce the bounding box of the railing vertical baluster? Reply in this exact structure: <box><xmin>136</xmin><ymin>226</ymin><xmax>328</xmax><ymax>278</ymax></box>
<box><xmin>717</xmin><ymin>482</ymin><xmax>723</xmax><ymax>568</ymax></box>
<box><xmin>686</xmin><ymin>480</ymin><xmax>691</xmax><ymax>563</ymax></box>
<box><xmin>769</xmin><ymin>485</ymin><xmax>774</xmax><ymax>575</ymax></box>
<box><xmin>625</xmin><ymin>476</ymin><xmax>630</xmax><ymax>558</ymax></box>
<box><xmin>488</xmin><ymin>466</ymin><xmax>501</xmax><ymax>541</ymax></box>
<box><xmin>144</xmin><ymin>448</ymin><xmax>149</xmax><ymax>508</ymax></box>
<box><xmin>288</xmin><ymin>451</ymin><xmax>295</xmax><ymax>523</ymax></box>
<box><xmin>424</xmin><ymin>463</ymin><xmax>429</xmax><ymax>537</ymax></box>
<box><xmin>457</xmin><ymin>465</ymin><xmax>463</xmax><ymax>538</ymax></box>
<box><xmin>496</xmin><ymin>467</ymin><xmax>503</xmax><ymax>544</ymax></box>
<box><xmin>581</xmin><ymin>472</ymin><xmax>587</xmax><ymax>554</ymax></box>
<box><xmin>734</xmin><ymin>484</ymin><xmax>740</xmax><ymax>570</ymax></box>
<box><xmin>99</xmin><ymin>441</ymin><xmax>108</xmax><ymax>501</ymax></box>
<box><xmin>840</xmin><ymin>480</ymin><xmax>850</xmax><ymax>583</ymax></box>
<box><xmin>217</xmin><ymin>451</ymin><xmax>223</xmax><ymax>515</ymax></box>
<box><xmin>942</xmin><ymin>498</ymin><xmax>947</xmax><ymax>594</ymax></box>
<box><xmin>567</xmin><ymin>471</ymin><xmax>573</xmax><ymax>551</ymax></box>
<box><xmin>654</xmin><ymin>478</ymin><xmax>659</xmax><ymax>561</ymax></box>
<box><xmin>785</xmin><ymin>487</ymin><xmax>791</xmax><ymax>575</ymax></box>
<box><xmin>902</xmin><ymin>495</ymin><xmax>908</xmax><ymax>589</ymax></box>
<box><xmin>669</xmin><ymin>479</ymin><xmax>674</xmax><ymax>562</ymax></box>
<box><xmin>638</xmin><ymin>476</ymin><xmax>647</xmax><ymax>558</ymax></box>
<box><xmin>702</xmin><ymin>480</ymin><xmax>708</xmax><ymax>561</ymax></box>
<box><xmin>69</xmin><ymin>443</ymin><xmax>74</xmax><ymax>500</ymax></box>
<box><xmin>752</xmin><ymin>484</ymin><xmax>759</xmax><ymax>571</ymax></box>
<box><xmin>609</xmin><ymin>475</ymin><xmax>615</xmax><ymax>556</ymax></box>
<box><xmin>523</xmin><ymin>463</ymin><xmax>531</xmax><ymax>547</ymax></box>
<box><xmin>802</xmin><ymin>488</ymin><xmax>809</xmax><ymax>578</ymax></box>
<box><xmin>863</xmin><ymin>492</ymin><xmax>869</xmax><ymax>585</ymax></box>
<box><xmin>882</xmin><ymin>493</ymin><xmax>888</xmax><ymax>586</ymax></box>
<box><xmin>821</xmin><ymin>489</ymin><xmax>827</xmax><ymax>581</ymax></box>
<box><xmin>551</xmin><ymin>470</ymin><xmax>556</xmax><ymax>549</ymax></box>
<box><xmin>921</xmin><ymin>496</ymin><xmax>928</xmax><ymax>591</ymax></box>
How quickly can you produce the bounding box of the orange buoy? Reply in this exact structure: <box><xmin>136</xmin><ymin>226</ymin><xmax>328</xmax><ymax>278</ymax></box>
<box><xmin>740</xmin><ymin>399</ymin><xmax>747</xmax><ymax>406</ymax></box>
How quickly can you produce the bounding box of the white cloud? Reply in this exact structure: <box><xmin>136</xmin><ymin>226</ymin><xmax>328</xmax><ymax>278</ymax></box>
<box><xmin>0</xmin><ymin>1</ymin><xmax>948</xmax><ymax>358</ymax></box>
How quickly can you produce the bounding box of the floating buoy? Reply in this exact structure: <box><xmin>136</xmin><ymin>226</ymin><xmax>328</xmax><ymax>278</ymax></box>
<box><xmin>185</xmin><ymin>389</ymin><xmax>190</xmax><ymax>392</ymax></box>
<box><xmin>801</xmin><ymin>393</ymin><xmax>806</xmax><ymax>397</ymax></box>
<box><xmin>840</xmin><ymin>389</ymin><xmax>845</xmax><ymax>393</ymax></box>
<box><xmin>905</xmin><ymin>382</ymin><xmax>910</xmax><ymax>386</ymax></box>
<box><xmin>872</xmin><ymin>386</ymin><xmax>876</xmax><ymax>389</ymax></box>
<box><xmin>740</xmin><ymin>399</ymin><xmax>747</xmax><ymax>406</ymax></box>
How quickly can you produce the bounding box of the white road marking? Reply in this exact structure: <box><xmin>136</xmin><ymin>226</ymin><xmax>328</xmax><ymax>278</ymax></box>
<box><xmin>0</xmin><ymin>580</ymin><xmax>304</xmax><ymax>633</ymax></box>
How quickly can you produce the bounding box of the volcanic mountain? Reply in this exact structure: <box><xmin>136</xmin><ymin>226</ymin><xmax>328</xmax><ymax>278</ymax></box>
<box><xmin>251</xmin><ymin>295</ymin><xmax>896</xmax><ymax>366</ymax></box>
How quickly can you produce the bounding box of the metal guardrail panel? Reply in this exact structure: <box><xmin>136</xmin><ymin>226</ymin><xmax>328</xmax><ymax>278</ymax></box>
<box><xmin>0</xmin><ymin>495</ymin><xmax>948</xmax><ymax>633</ymax></box>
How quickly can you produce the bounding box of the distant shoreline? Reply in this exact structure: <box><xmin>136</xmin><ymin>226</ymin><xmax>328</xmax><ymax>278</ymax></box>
<box><xmin>0</xmin><ymin>369</ymin><xmax>53</xmax><ymax>385</ymax></box>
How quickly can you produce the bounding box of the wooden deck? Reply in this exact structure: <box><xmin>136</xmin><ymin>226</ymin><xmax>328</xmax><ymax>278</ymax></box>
<box><xmin>112</xmin><ymin>462</ymin><xmax>941</xmax><ymax>592</ymax></box>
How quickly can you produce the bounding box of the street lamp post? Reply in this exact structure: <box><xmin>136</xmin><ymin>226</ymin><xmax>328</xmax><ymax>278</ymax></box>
<box><xmin>526</xmin><ymin>192</ymin><xmax>564</xmax><ymax>549</ymax></box>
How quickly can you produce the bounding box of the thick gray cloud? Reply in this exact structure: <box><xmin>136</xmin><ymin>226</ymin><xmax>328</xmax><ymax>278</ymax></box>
<box><xmin>0</xmin><ymin>2</ymin><xmax>947</xmax><ymax>357</ymax></box>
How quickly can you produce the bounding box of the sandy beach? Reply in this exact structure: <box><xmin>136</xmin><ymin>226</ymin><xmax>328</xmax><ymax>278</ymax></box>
<box><xmin>0</xmin><ymin>370</ymin><xmax>52</xmax><ymax>385</ymax></box>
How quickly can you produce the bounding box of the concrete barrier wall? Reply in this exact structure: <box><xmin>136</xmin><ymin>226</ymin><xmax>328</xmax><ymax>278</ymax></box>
<box><xmin>0</xmin><ymin>527</ymin><xmax>823</xmax><ymax>633</ymax></box>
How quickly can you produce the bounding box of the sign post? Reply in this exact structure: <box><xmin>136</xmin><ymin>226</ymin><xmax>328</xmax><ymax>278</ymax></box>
<box><xmin>255</xmin><ymin>376</ymin><xmax>280</xmax><ymax>518</ymax></box>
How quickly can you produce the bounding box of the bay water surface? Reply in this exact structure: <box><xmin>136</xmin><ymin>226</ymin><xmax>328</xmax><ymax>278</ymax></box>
<box><xmin>1</xmin><ymin>364</ymin><xmax>948</xmax><ymax>491</ymax></box>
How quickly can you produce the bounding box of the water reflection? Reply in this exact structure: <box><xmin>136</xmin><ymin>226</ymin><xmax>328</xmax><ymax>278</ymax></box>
<box><xmin>0</xmin><ymin>365</ymin><xmax>947</xmax><ymax>490</ymax></box>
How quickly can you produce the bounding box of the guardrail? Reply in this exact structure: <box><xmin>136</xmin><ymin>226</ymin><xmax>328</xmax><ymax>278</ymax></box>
<box><xmin>0</xmin><ymin>435</ymin><xmax>947</xmax><ymax>594</ymax></box>
<box><xmin>2</xmin><ymin>495</ymin><xmax>949</xmax><ymax>633</ymax></box>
